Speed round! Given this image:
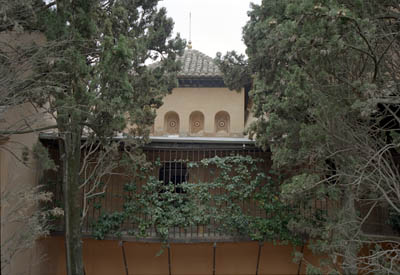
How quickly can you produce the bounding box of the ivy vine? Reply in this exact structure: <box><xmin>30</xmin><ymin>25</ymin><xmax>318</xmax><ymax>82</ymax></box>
<box><xmin>92</xmin><ymin>154</ymin><xmax>316</xmax><ymax>245</ymax></box>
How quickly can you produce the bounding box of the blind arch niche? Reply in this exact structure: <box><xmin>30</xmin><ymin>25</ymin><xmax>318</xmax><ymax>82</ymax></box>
<box><xmin>189</xmin><ymin>111</ymin><xmax>205</xmax><ymax>135</ymax></box>
<box><xmin>215</xmin><ymin>111</ymin><xmax>230</xmax><ymax>135</ymax></box>
<box><xmin>164</xmin><ymin>111</ymin><xmax>180</xmax><ymax>135</ymax></box>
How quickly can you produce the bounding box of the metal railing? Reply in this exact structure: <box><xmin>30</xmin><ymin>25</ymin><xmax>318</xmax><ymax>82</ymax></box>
<box><xmin>47</xmin><ymin>145</ymin><xmax>397</xmax><ymax>241</ymax></box>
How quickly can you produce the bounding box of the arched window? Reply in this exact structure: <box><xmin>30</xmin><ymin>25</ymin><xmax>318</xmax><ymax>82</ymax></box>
<box><xmin>189</xmin><ymin>111</ymin><xmax>205</xmax><ymax>135</ymax></box>
<box><xmin>215</xmin><ymin>111</ymin><xmax>230</xmax><ymax>135</ymax></box>
<box><xmin>164</xmin><ymin>111</ymin><xmax>179</xmax><ymax>135</ymax></box>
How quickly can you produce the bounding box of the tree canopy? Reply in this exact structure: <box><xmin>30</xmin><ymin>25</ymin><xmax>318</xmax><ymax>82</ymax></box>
<box><xmin>217</xmin><ymin>0</ymin><xmax>400</xmax><ymax>273</ymax></box>
<box><xmin>1</xmin><ymin>1</ymin><xmax>185</xmax><ymax>274</ymax></box>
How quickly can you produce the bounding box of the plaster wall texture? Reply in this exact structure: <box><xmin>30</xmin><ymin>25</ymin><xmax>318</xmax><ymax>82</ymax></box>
<box><xmin>154</xmin><ymin>87</ymin><xmax>245</xmax><ymax>137</ymax></box>
<box><xmin>0</xmin><ymin>30</ymin><xmax>54</xmax><ymax>274</ymax></box>
<box><xmin>0</xmin><ymin>104</ymin><xmax>50</xmax><ymax>275</ymax></box>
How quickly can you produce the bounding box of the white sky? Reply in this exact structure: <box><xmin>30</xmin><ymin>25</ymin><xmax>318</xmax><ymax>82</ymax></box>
<box><xmin>158</xmin><ymin>0</ymin><xmax>262</xmax><ymax>58</ymax></box>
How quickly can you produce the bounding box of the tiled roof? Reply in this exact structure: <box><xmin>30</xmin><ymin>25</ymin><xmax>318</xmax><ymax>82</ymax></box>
<box><xmin>178</xmin><ymin>49</ymin><xmax>222</xmax><ymax>77</ymax></box>
<box><xmin>177</xmin><ymin>49</ymin><xmax>222</xmax><ymax>78</ymax></box>
<box><xmin>147</xmin><ymin>48</ymin><xmax>223</xmax><ymax>81</ymax></box>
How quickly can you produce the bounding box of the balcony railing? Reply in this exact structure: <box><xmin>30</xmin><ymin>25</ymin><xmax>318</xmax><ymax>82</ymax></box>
<box><xmin>46</xmin><ymin>143</ymin><xmax>397</xmax><ymax>242</ymax></box>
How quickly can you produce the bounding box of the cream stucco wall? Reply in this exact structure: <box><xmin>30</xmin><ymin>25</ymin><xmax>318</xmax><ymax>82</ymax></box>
<box><xmin>0</xmin><ymin>102</ymin><xmax>57</xmax><ymax>275</ymax></box>
<box><xmin>1</xmin><ymin>106</ymin><xmax>41</xmax><ymax>275</ymax></box>
<box><xmin>154</xmin><ymin>87</ymin><xmax>245</xmax><ymax>137</ymax></box>
<box><xmin>0</xmin><ymin>31</ymin><xmax>51</xmax><ymax>275</ymax></box>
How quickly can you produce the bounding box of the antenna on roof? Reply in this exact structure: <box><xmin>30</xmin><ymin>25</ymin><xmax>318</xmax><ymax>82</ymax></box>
<box><xmin>188</xmin><ymin>12</ymin><xmax>192</xmax><ymax>49</ymax></box>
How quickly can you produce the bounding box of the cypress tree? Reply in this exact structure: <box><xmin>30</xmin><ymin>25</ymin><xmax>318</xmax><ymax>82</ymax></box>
<box><xmin>2</xmin><ymin>1</ymin><xmax>184</xmax><ymax>274</ymax></box>
<box><xmin>217</xmin><ymin>0</ymin><xmax>400</xmax><ymax>273</ymax></box>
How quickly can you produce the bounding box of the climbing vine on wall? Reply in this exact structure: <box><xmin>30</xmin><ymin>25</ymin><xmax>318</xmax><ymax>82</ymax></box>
<box><xmin>92</xmin><ymin>154</ymin><xmax>315</xmax><ymax>245</ymax></box>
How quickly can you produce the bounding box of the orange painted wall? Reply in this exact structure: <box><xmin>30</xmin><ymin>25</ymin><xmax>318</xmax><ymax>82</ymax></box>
<box><xmin>38</xmin><ymin>236</ymin><xmax>323</xmax><ymax>275</ymax></box>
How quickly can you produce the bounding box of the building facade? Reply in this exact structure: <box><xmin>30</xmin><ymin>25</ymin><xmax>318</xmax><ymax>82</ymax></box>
<box><xmin>2</xmin><ymin>46</ymin><xmax>395</xmax><ymax>275</ymax></box>
<box><xmin>36</xmin><ymin>48</ymin><xmax>322</xmax><ymax>275</ymax></box>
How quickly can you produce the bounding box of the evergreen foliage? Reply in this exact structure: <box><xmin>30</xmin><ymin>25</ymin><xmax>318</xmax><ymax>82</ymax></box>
<box><xmin>93</xmin><ymin>155</ymin><xmax>305</xmax><ymax>246</ymax></box>
<box><xmin>2</xmin><ymin>1</ymin><xmax>184</xmax><ymax>274</ymax></box>
<box><xmin>217</xmin><ymin>0</ymin><xmax>400</xmax><ymax>274</ymax></box>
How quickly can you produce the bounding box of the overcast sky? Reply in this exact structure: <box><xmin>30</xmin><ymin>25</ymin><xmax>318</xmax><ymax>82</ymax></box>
<box><xmin>158</xmin><ymin>0</ymin><xmax>262</xmax><ymax>58</ymax></box>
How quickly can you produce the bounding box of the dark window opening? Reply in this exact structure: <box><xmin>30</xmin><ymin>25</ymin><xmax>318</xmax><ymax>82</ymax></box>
<box><xmin>159</xmin><ymin>162</ymin><xmax>188</xmax><ymax>193</ymax></box>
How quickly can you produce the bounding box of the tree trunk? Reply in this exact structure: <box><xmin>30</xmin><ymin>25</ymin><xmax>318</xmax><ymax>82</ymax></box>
<box><xmin>60</xmin><ymin>130</ymin><xmax>84</xmax><ymax>275</ymax></box>
<box><xmin>342</xmin><ymin>186</ymin><xmax>359</xmax><ymax>275</ymax></box>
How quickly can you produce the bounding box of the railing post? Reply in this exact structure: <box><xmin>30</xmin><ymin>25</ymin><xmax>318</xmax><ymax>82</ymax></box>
<box><xmin>168</xmin><ymin>243</ymin><xmax>172</xmax><ymax>275</ymax></box>
<box><xmin>256</xmin><ymin>242</ymin><xmax>263</xmax><ymax>275</ymax></box>
<box><xmin>213</xmin><ymin>242</ymin><xmax>217</xmax><ymax>275</ymax></box>
<box><xmin>297</xmin><ymin>244</ymin><xmax>305</xmax><ymax>275</ymax></box>
<box><xmin>119</xmin><ymin>241</ymin><xmax>129</xmax><ymax>275</ymax></box>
